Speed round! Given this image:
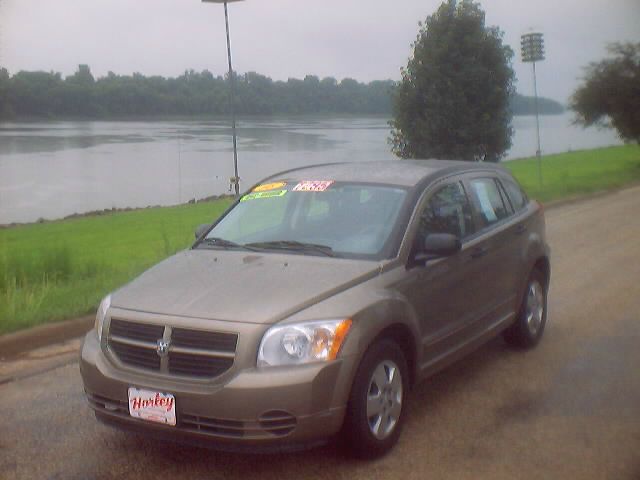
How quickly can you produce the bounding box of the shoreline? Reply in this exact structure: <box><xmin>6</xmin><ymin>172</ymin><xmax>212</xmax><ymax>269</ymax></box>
<box><xmin>0</xmin><ymin>144</ymin><xmax>625</xmax><ymax>229</ymax></box>
<box><xmin>0</xmin><ymin>111</ymin><xmax>566</xmax><ymax>123</ymax></box>
<box><xmin>0</xmin><ymin>193</ymin><xmax>235</xmax><ymax>229</ymax></box>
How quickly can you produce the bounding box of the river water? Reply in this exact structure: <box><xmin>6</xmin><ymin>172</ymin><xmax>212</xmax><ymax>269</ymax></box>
<box><xmin>0</xmin><ymin>113</ymin><xmax>622</xmax><ymax>224</ymax></box>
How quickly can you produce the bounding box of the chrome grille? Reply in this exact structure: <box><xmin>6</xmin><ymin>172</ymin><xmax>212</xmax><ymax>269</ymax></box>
<box><xmin>107</xmin><ymin>318</ymin><xmax>237</xmax><ymax>379</ymax></box>
<box><xmin>110</xmin><ymin>319</ymin><xmax>164</xmax><ymax>343</ymax></box>
<box><xmin>168</xmin><ymin>352</ymin><xmax>233</xmax><ymax>377</ymax></box>
<box><xmin>172</xmin><ymin>328</ymin><xmax>237</xmax><ymax>352</ymax></box>
<box><xmin>110</xmin><ymin>342</ymin><xmax>161</xmax><ymax>370</ymax></box>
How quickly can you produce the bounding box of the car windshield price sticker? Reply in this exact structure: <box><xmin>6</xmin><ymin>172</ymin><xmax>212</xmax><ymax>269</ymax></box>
<box><xmin>292</xmin><ymin>180</ymin><xmax>334</xmax><ymax>192</ymax></box>
<box><xmin>253</xmin><ymin>181</ymin><xmax>286</xmax><ymax>192</ymax></box>
<box><xmin>128</xmin><ymin>387</ymin><xmax>176</xmax><ymax>426</ymax></box>
<box><xmin>241</xmin><ymin>190</ymin><xmax>288</xmax><ymax>202</ymax></box>
<box><xmin>472</xmin><ymin>182</ymin><xmax>498</xmax><ymax>222</ymax></box>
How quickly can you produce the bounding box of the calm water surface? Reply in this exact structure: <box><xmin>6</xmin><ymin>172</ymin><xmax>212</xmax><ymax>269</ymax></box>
<box><xmin>0</xmin><ymin>114</ymin><xmax>622</xmax><ymax>224</ymax></box>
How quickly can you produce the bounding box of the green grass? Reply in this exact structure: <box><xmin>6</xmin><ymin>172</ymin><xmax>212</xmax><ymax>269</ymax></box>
<box><xmin>0</xmin><ymin>200</ymin><xmax>232</xmax><ymax>334</ymax></box>
<box><xmin>0</xmin><ymin>144</ymin><xmax>638</xmax><ymax>335</ymax></box>
<box><xmin>505</xmin><ymin>145</ymin><xmax>640</xmax><ymax>203</ymax></box>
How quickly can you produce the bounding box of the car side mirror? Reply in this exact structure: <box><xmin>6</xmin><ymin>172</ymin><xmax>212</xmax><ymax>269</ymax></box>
<box><xmin>414</xmin><ymin>233</ymin><xmax>461</xmax><ymax>264</ymax></box>
<box><xmin>195</xmin><ymin>223</ymin><xmax>211</xmax><ymax>240</ymax></box>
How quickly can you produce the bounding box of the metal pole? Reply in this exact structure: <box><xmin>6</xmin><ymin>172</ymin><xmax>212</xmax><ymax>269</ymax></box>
<box><xmin>532</xmin><ymin>61</ymin><xmax>542</xmax><ymax>188</ymax></box>
<box><xmin>224</xmin><ymin>2</ymin><xmax>240</xmax><ymax>197</ymax></box>
<box><xmin>178</xmin><ymin>137</ymin><xmax>182</xmax><ymax>203</ymax></box>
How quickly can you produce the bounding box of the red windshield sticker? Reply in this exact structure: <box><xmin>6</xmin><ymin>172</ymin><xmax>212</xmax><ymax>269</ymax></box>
<box><xmin>292</xmin><ymin>180</ymin><xmax>334</xmax><ymax>192</ymax></box>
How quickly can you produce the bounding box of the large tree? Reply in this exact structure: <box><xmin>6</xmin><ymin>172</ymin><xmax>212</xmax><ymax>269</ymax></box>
<box><xmin>390</xmin><ymin>0</ymin><xmax>515</xmax><ymax>162</ymax></box>
<box><xmin>570</xmin><ymin>42</ymin><xmax>640</xmax><ymax>143</ymax></box>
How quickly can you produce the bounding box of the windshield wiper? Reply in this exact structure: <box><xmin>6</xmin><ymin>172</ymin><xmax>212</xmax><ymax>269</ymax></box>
<box><xmin>200</xmin><ymin>237</ymin><xmax>259</xmax><ymax>252</ymax></box>
<box><xmin>246</xmin><ymin>240</ymin><xmax>335</xmax><ymax>257</ymax></box>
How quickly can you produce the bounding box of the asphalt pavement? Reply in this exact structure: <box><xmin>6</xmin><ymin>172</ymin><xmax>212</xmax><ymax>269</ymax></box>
<box><xmin>1</xmin><ymin>186</ymin><xmax>639</xmax><ymax>480</ymax></box>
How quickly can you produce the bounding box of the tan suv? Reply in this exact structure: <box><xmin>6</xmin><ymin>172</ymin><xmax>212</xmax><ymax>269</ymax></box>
<box><xmin>80</xmin><ymin>160</ymin><xmax>550</xmax><ymax>458</ymax></box>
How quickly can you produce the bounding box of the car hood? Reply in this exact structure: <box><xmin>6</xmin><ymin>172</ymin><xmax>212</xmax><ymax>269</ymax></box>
<box><xmin>111</xmin><ymin>249</ymin><xmax>380</xmax><ymax>324</ymax></box>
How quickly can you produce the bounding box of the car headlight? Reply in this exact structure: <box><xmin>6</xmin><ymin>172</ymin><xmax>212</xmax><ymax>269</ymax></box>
<box><xmin>258</xmin><ymin>319</ymin><xmax>352</xmax><ymax>367</ymax></box>
<box><xmin>95</xmin><ymin>294</ymin><xmax>111</xmax><ymax>342</ymax></box>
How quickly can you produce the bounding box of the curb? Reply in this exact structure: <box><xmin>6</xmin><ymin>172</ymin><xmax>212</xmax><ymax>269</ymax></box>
<box><xmin>0</xmin><ymin>315</ymin><xmax>93</xmax><ymax>360</ymax></box>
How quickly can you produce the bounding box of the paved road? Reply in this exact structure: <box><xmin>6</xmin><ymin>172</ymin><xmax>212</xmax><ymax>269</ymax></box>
<box><xmin>2</xmin><ymin>187</ymin><xmax>639</xmax><ymax>480</ymax></box>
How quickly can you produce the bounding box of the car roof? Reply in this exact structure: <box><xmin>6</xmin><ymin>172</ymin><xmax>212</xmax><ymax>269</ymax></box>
<box><xmin>263</xmin><ymin>159</ymin><xmax>509</xmax><ymax>188</ymax></box>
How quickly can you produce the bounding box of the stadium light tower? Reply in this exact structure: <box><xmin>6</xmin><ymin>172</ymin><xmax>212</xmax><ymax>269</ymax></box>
<box><xmin>521</xmin><ymin>32</ymin><xmax>545</xmax><ymax>187</ymax></box>
<box><xmin>202</xmin><ymin>0</ymin><xmax>244</xmax><ymax>197</ymax></box>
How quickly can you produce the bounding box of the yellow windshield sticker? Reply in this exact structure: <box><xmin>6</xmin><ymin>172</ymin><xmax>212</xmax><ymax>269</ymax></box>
<box><xmin>240</xmin><ymin>190</ymin><xmax>287</xmax><ymax>202</ymax></box>
<box><xmin>253</xmin><ymin>181</ymin><xmax>286</xmax><ymax>192</ymax></box>
<box><xmin>292</xmin><ymin>180</ymin><xmax>334</xmax><ymax>192</ymax></box>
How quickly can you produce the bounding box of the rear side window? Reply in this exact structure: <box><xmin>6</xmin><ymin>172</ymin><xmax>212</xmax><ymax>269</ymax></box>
<box><xmin>501</xmin><ymin>178</ymin><xmax>528</xmax><ymax>211</ymax></box>
<box><xmin>469</xmin><ymin>178</ymin><xmax>511</xmax><ymax>227</ymax></box>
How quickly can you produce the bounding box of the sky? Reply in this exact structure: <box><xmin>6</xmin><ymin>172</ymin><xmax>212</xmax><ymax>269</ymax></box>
<box><xmin>1</xmin><ymin>0</ymin><xmax>639</xmax><ymax>103</ymax></box>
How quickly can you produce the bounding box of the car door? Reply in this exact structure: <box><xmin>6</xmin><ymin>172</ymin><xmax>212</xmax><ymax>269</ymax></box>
<box><xmin>497</xmin><ymin>174</ymin><xmax>536</xmax><ymax>303</ymax></box>
<box><xmin>395</xmin><ymin>178</ymin><xmax>484</xmax><ymax>371</ymax></box>
<box><xmin>463</xmin><ymin>175</ymin><xmax>520</xmax><ymax>328</ymax></box>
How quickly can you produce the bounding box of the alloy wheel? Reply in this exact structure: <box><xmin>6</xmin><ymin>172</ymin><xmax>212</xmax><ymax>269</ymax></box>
<box><xmin>366</xmin><ymin>360</ymin><xmax>403</xmax><ymax>440</ymax></box>
<box><xmin>526</xmin><ymin>280</ymin><xmax>545</xmax><ymax>336</ymax></box>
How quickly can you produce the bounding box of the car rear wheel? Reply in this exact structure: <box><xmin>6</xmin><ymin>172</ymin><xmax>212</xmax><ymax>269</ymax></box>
<box><xmin>504</xmin><ymin>268</ymin><xmax>548</xmax><ymax>348</ymax></box>
<box><xmin>342</xmin><ymin>340</ymin><xmax>409</xmax><ymax>459</ymax></box>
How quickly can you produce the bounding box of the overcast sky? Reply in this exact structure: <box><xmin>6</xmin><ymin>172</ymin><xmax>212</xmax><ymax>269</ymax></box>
<box><xmin>2</xmin><ymin>0</ymin><xmax>639</xmax><ymax>102</ymax></box>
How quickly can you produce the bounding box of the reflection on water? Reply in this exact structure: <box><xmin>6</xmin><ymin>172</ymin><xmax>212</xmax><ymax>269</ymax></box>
<box><xmin>0</xmin><ymin>114</ymin><xmax>622</xmax><ymax>224</ymax></box>
<box><xmin>0</xmin><ymin>134</ymin><xmax>155</xmax><ymax>155</ymax></box>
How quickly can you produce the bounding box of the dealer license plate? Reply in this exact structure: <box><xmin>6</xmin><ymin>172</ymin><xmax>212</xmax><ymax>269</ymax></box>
<box><xmin>128</xmin><ymin>387</ymin><xmax>176</xmax><ymax>426</ymax></box>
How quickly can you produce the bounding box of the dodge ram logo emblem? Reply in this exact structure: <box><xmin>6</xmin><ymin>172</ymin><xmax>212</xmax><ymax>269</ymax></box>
<box><xmin>156</xmin><ymin>339</ymin><xmax>170</xmax><ymax>358</ymax></box>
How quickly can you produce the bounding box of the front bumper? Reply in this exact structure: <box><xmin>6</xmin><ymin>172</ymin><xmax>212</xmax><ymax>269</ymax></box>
<box><xmin>80</xmin><ymin>331</ymin><xmax>355</xmax><ymax>449</ymax></box>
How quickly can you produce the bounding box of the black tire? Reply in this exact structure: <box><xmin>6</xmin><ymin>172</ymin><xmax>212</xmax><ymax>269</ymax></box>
<box><xmin>503</xmin><ymin>268</ymin><xmax>548</xmax><ymax>348</ymax></box>
<box><xmin>342</xmin><ymin>340</ymin><xmax>409</xmax><ymax>459</ymax></box>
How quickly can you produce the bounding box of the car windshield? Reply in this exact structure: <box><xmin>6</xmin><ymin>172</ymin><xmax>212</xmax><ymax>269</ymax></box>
<box><xmin>200</xmin><ymin>181</ymin><xmax>408</xmax><ymax>259</ymax></box>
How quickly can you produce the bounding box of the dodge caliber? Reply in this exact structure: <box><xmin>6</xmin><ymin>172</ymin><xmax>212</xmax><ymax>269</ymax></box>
<box><xmin>80</xmin><ymin>160</ymin><xmax>550</xmax><ymax>458</ymax></box>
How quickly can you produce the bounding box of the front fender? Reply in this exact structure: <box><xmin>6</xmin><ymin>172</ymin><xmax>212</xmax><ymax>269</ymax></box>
<box><xmin>338</xmin><ymin>293</ymin><xmax>421</xmax><ymax>387</ymax></box>
<box><xmin>278</xmin><ymin>268</ymin><xmax>422</xmax><ymax>403</ymax></box>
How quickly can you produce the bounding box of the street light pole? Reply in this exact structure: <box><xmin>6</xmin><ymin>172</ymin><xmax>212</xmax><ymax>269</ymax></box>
<box><xmin>532</xmin><ymin>61</ymin><xmax>541</xmax><ymax>160</ymax></box>
<box><xmin>223</xmin><ymin>2</ymin><xmax>240</xmax><ymax>197</ymax></box>
<box><xmin>203</xmin><ymin>0</ymin><xmax>243</xmax><ymax>197</ymax></box>
<box><xmin>521</xmin><ymin>32</ymin><xmax>545</xmax><ymax>189</ymax></box>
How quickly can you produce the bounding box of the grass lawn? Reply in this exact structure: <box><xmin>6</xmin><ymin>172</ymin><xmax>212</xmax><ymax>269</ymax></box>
<box><xmin>505</xmin><ymin>144</ymin><xmax>640</xmax><ymax>203</ymax></box>
<box><xmin>1</xmin><ymin>144</ymin><xmax>638</xmax><ymax>334</ymax></box>
<box><xmin>0</xmin><ymin>200</ymin><xmax>232</xmax><ymax>334</ymax></box>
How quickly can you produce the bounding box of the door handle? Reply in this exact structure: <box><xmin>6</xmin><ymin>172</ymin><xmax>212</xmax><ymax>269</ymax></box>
<box><xmin>470</xmin><ymin>246</ymin><xmax>488</xmax><ymax>259</ymax></box>
<box><xmin>515</xmin><ymin>224</ymin><xmax>527</xmax><ymax>235</ymax></box>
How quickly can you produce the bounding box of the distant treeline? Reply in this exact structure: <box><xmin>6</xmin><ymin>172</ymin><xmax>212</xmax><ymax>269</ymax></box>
<box><xmin>0</xmin><ymin>66</ymin><xmax>564</xmax><ymax>119</ymax></box>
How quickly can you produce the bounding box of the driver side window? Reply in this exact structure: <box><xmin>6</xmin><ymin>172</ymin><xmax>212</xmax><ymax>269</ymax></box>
<box><xmin>416</xmin><ymin>182</ymin><xmax>475</xmax><ymax>243</ymax></box>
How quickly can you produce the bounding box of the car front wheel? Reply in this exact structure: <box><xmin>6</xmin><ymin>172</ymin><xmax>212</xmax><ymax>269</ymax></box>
<box><xmin>342</xmin><ymin>340</ymin><xmax>409</xmax><ymax>459</ymax></box>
